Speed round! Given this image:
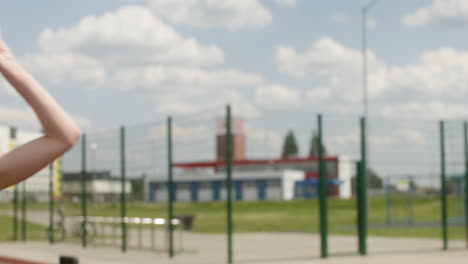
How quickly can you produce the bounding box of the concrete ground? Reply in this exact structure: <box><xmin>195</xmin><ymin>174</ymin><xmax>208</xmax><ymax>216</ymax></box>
<box><xmin>0</xmin><ymin>233</ymin><xmax>466</xmax><ymax>264</ymax></box>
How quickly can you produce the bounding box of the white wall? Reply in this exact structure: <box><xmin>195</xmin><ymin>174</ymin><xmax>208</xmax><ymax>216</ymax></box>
<box><xmin>177</xmin><ymin>188</ymin><xmax>191</xmax><ymax>201</ymax></box>
<box><xmin>155</xmin><ymin>186</ymin><xmax>167</xmax><ymax>202</ymax></box>
<box><xmin>198</xmin><ymin>187</ymin><xmax>212</xmax><ymax>201</ymax></box>
<box><xmin>266</xmin><ymin>186</ymin><xmax>282</xmax><ymax>200</ymax></box>
<box><xmin>338</xmin><ymin>155</ymin><xmax>353</xmax><ymax>199</ymax></box>
<box><xmin>243</xmin><ymin>187</ymin><xmax>258</xmax><ymax>201</ymax></box>
<box><xmin>282</xmin><ymin>170</ymin><xmax>305</xmax><ymax>200</ymax></box>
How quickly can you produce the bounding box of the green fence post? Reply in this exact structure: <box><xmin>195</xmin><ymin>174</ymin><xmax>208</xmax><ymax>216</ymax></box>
<box><xmin>120</xmin><ymin>126</ymin><xmax>127</xmax><ymax>253</ymax></box>
<box><xmin>226</xmin><ymin>105</ymin><xmax>233</xmax><ymax>264</ymax></box>
<box><xmin>464</xmin><ymin>122</ymin><xmax>468</xmax><ymax>248</ymax></box>
<box><xmin>359</xmin><ymin>117</ymin><xmax>368</xmax><ymax>255</ymax></box>
<box><xmin>356</xmin><ymin>161</ymin><xmax>362</xmax><ymax>251</ymax></box>
<box><xmin>48</xmin><ymin>163</ymin><xmax>54</xmax><ymax>244</ymax></box>
<box><xmin>318</xmin><ymin>114</ymin><xmax>328</xmax><ymax>258</ymax></box>
<box><xmin>440</xmin><ymin>121</ymin><xmax>448</xmax><ymax>250</ymax></box>
<box><xmin>408</xmin><ymin>176</ymin><xmax>414</xmax><ymax>225</ymax></box>
<box><xmin>21</xmin><ymin>182</ymin><xmax>26</xmax><ymax>242</ymax></box>
<box><xmin>167</xmin><ymin>117</ymin><xmax>174</xmax><ymax>258</ymax></box>
<box><xmin>13</xmin><ymin>185</ymin><xmax>18</xmax><ymax>241</ymax></box>
<box><xmin>81</xmin><ymin>134</ymin><xmax>87</xmax><ymax>248</ymax></box>
<box><xmin>385</xmin><ymin>177</ymin><xmax>391</xmax><ymax>226</ymax></box>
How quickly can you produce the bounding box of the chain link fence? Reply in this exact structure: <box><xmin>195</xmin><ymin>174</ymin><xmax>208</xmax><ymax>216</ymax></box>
<box><xmin>1</xmin><ymin>108</ymin><xmax>467</xmax><ymax>263</ymax></box>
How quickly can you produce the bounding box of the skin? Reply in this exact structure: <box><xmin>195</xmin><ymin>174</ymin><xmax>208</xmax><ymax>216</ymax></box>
<box><xmin>0</xmin><ymin>38</ymin><xmax>81</xmax><ymax>190</ymax></box>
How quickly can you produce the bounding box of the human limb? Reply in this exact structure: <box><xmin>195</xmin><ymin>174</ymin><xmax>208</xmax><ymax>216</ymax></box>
<box><xmin>0</xmin><ymin>38</ymin><xmax>81</xmax><ymax>190</ymax></box>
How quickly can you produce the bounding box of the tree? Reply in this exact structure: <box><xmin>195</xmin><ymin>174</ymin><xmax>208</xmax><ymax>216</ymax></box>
<box><xmin>281</xmin><ymin>130</ymin><xmax>299</xmax><ymax>158</ymax></box>
<box><xmin>130</xmin><ymin>174</ymin><xmax>146</xmax><ymax>201</ymax></box>
<box><xmin>309</xmin><ymin>130</ymin><xmax>327</xmax><ymax>157</ymax></box>
<box><xmin>351</xmin><ymin>167</ymin><xmax>383</xmax><ymax>193</ymax></box>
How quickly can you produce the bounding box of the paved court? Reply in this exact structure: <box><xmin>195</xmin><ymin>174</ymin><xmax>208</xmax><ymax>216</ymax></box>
<box><xmin>0</xmin><ymin>233</ymin><xmax>466</xmax><ymax>264</ymax></box>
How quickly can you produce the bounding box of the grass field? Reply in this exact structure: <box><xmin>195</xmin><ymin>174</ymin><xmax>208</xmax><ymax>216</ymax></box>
<box><xmin>0</xmin><ymin>216</ymin><xmax>47</xmax><ymax>241</ymax></box>
<box><xmin>0</xmin><ymin>194</ymin><xmax>465</xmax><ymax>242</ymax></box>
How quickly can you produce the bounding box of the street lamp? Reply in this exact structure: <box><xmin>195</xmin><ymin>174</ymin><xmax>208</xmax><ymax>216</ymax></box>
<box><xmin>362</xmin><ymin>0</ymin><xmax>377</xmax><ymax>118</ymax></box>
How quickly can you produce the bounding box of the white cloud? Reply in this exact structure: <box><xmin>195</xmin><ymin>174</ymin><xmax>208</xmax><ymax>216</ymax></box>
<box><xmin>21</xmin><ymin>53</ymin><xmax>106</xmax><ymax>87</ymax></box>
<box><xmin>330</xmin><ymin>11</ymin><xmax>347</xmax><ymax>23</ymax></box>
<box><xmin>0</xmin><ymin>106</ymin><xmax>91</xmax><ymax>131</ymax></box>
<box><xmin>246</xmin><ymin>125</ymin><xmax>283</xmax><ymax>157</ymax></box>
<box><xmin>145</xmin><ymin>0</ymin><xmax>272</xmax><ymax>31</ymax></box>
<box><xmin>16</xmin><ymin>4</ymin><xmax>267</xmax><ymax>117</ymax></box>
<box><xmin>108</xmin><ymin>65</ymin><xmax>263</xmax><ymax>116</ymax></box>
<box><xmin>112</xmin><ymin>66</ymin><xmax>264</xmax><ymax>91</ymax></box>
<box><xmin>275</xmin><ymin>0</ymin><xmax>302</xmax><ymax>8</ymax></box>
<box><xmin>156</xmin><ymin>88</ymin><xmax>260</xmax><ymax>118</ymax></box>
<box><xmin>275</xmin><ymin>37</ymin><xmax>388</xmax><ymax>102</ymax></box>
<box><xmin>255</xmin><ymin>84</ymin><xmax>301</xmax><ymax>108</ymax></box>
<box><xmin>381</xmin><ymin>102</ymin><xmax>468</xmax><ymax>120</ymax></box>
<box><xmin>367</xmin><ymin>18</ymin><xmax>377</xmax><ymax>29</ymax></box>
<box><xmin>305</xmin><ymin>87</ymin><xmax>330</xmax><ymax>103</ymax></box>
<box><xmin>276</xmin><ymin>37</ymin><xmax>468</xmax><ymax>113</ymax></box>
<box><xmin>38</xmin><ymin>5</ymin><xmax>224</xmax><ymax>67</ymax></box>
<box><xmin>0</xmin><ymin>107</ymin><xmax>38</xmax><ymax>129</ymax></box>
<box><xmin>403</xmin><ymin>0</ymin><xmax>468</xmax><ymax>29</ymax></box>
<box><xmin>388</xmin><ymin>47</ymin><xmax>468</xmax><ymax>97</ymax></box>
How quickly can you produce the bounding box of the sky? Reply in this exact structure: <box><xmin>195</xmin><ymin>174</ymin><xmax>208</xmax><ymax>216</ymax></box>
<box><xmin>1</xmin><ymin>0</ymin><xmax>468</xmax><ymax>178</ymax></box>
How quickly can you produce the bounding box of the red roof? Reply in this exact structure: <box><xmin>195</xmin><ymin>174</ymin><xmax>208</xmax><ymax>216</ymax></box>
<box><xmin>173</xmin><ymin>156</ymin><xmax>338</xmax><ymax>170</ymax></box>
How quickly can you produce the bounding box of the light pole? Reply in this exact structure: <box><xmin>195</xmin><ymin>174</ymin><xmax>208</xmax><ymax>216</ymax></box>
<box><xmin>361</xmin><ymin>1</ymin><xmax>377</xmax><ymax>242</ymax></box>
<box><xmin>362</xmin><ymin>0</ymin><xmax>377</xmax><ymax>118</ymax></box>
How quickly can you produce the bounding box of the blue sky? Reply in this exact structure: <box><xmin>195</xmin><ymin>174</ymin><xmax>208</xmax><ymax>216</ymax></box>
<box><xmin>2</xmin><ymin>0</ymin><xmax>468</xmax><ymax>128</ymax></box>
<box><xmin>2</xmin><ymin>0</ymin><xmax>468</xmax><ymax>176</ymax></box>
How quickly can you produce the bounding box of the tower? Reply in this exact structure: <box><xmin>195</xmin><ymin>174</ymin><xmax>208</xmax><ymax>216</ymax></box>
<box><xmin>216</xmin><ymin>117</ymin><xmax>246</xmax><ymax>161</ymax></box>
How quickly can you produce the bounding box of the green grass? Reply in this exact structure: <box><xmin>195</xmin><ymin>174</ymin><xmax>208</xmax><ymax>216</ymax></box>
<box><xmin>0</xmin><ymin>216</ymin><xmax>48</xmax><ymax>242</ymax></box>
<box><xmin>0</xmin><ymin>194</ymin><xmax>465</xmax><ymax>240</ymax></box>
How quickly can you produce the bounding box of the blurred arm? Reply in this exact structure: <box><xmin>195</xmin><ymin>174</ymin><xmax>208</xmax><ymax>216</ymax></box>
<box><xmin>0</xmin><ymin>39</ymin><xmax>81</xmax><ymax>190</ymax></box>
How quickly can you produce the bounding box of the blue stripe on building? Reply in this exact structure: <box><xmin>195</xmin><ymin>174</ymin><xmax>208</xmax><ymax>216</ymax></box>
<box><xmin>235</xmin><ymin>180</ymin><xmax>243</xmax><ymax>200</ymax></box>
<box><xmin>191</xmin><ymin>182</ymin><xmax>199</xmax><ymax>201</ymax></box>
<box><xmin>257</xmin><ymin>180</ymin><xmax>267</xmax><ymax>200</ymax></box>
<box><xmin>212</xmin><ymin>181</ymin><xmax>221</xmax><ymax>201</ymax></box>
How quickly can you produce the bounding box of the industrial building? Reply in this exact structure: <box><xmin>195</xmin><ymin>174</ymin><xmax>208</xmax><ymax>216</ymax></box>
<box><xmin>62</xmin><ymin>171</ymin><xmax>132</xmax><ymax>202</ymax></box>
<box><xmin>146</xmin><ymin>118</ymin><xmax>352</xmax><ymax>203</ymax></box>
<box><xmin>146</xmin><ymin>156</ymin><xmax>352</xmax><ymax>203</ymax></box>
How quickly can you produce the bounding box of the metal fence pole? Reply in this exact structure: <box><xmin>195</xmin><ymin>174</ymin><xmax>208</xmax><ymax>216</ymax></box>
<box><xmin>13</xmin><ymin>185</ymin><xmax>18</xmax><ymax>241</ymax></box>
<box><xmin>356</xmin><ymin>161</ymin><xmax>362</xmax><ymax>251</ymax></box>
<box><xmin>226</xmin><ymin>105</ymin><xmax>234</xmax><ymax>264</ymax></box>
<box><xmin>48</xmin><ymin>164</ymin><xmax>54</xmax><ymax>244</ymax></box>
<box><xmin>440</xmin><ymin>121</ymin><xmax>448</xmax><ymax>250</ymax></box>
<box><xmin>464</xmin><ymin>122</ymin><xmax>468</xmax><ymax>248</ymax></box>
<box><xmin>408</xmin><ymin>176</ymin><xmax>414</xmax><ymax>225</ymax></box>
<box><xmin>358</xmin><ymin>117</ymin><xmax>368</xmax><ymax>255</ymax></box>
<box><xmin>120</xmin><ymin>126</ymin><xmax>127</xmax><ymax>253</ymax></box>
<box><xmin>81</xmin><ymin>134</ymin><xmax>88</xmax><ymax>248</ymax></box>
<box><xmin>167</xmin><ymin>117</ymin><xmax>174</xmax><ymax>258</ymax></box>
<box><xmin>385</xmin><ymin>177</ymin><xmax>391</xmax><ymax>226</ymax></box>
<box><xmin>21</xmin><ymin>182</ymin><xmax>27</xmax><ymax>242</ymax></box>
<box><xmin>318</xmin><ymin>114</ymin><xmax>328</xmax><ymax>258</ymax></box>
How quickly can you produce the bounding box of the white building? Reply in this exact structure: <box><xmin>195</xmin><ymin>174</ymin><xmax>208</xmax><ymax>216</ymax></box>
<box><xmin>147</xmin><ymin>170</ymin><xmax>305</xmax><ymax>202</ymax></box>
<box><xmin>146</xmin><ymin>156</ymin><xmax>353</xmax><ymax>202</ymax></box>
<box><xmin>62</xmin><ymin>171</ymin><xmax>132</xmax><ymax>202</ymax></box>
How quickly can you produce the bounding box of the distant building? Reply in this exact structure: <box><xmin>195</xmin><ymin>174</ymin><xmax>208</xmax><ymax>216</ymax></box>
<box><xmin>146</xmin><ymin>156</ymin><xmax>353</xmax><ymax>202</ymax></box>
<box><xmin>62</xmin><ymin>171</ymin><xmax>131</xmax><ymax>202</ymax></box>
<box><xmin>216</xmin><ymin>117</ymin><xmax>246</xmax><ymax>161</ymax></box>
